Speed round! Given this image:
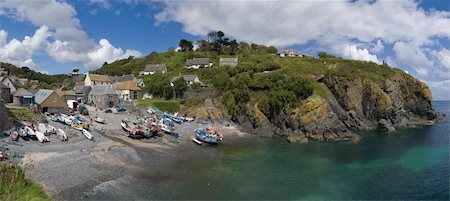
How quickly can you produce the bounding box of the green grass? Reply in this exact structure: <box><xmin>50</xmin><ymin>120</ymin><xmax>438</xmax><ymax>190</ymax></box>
<box><xmin>136</xmin><ymin>98</ymin><xmax>180</xmax><ymax>113</ymax></box>
<box><xmin>9</xmin><ymin>108</ymin><xmax>35</xmax><ymax>121</ymax></box>
<box><xmin>0</xmin><ymin>163</ymin><xmax>51</xmax><ymax>201</ymax></box>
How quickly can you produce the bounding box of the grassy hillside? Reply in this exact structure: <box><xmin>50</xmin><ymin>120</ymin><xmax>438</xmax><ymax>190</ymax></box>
<box><xmin>85</xmin><ymin>50</ymin><xmax>406</xmax><ymax>117</ymax></box>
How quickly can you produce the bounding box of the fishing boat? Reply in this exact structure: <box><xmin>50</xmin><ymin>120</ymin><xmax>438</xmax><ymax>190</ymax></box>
<box><xmin>49</xmin><ymin>115</ymin><xmax>58</xmax><ymax>122</ymax></box>
<box><xmin>56</xmin><ymin>129</ymin><xmax>68</xmax><ymax>141</ymax></box>
<box><xmin>160</xmin><ymin>118</ymin><xmax>174</xmax><ymax>133</ymax></box>
<box><xmin>24</xmin><ymin>126</ymin><xmax>37</xmax><ymax>141</ymax></box>
<box><xmin>195</xmin><ymin>128</ymin><xmax>223</xmax><ymax>144</ymax></box>
<box><xmin>192</xmin><ymin>137</ymin><xmax>202</xmax><ymax>145</ymax></box>
<box><xmin>59</xmin><ymin>114</ymin><xmax>69</xmax><ymax>123</ymax></box>
<box><xmin>35</xmin><ymin>130</ymin><xmax>49</xmax><ymax>143</ymax></box>
<box><xmin>82</xmin><ymin>129</ymin><xmax>93</xmax><ymax>140</ymax></box>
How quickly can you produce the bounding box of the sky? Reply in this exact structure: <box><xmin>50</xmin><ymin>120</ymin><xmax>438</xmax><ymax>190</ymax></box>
<box><xmin>0</xmin><ymin>0</ymin><xmax>449</xmax><ymax>100</ymax></box>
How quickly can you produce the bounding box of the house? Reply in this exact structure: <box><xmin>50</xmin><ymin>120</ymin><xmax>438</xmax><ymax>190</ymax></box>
<box><xmin>0</xmin><ymin>83</ymin><xmax>11</xmax><ymax>103</ymax></box>
<box><xmin>220</xmin><ymin>57</ymin><xmax>238</xmax><ymax>67</ymax></box>
<box><xmin>140</xmin><ymin>64</ymin><xmax>167</xmax><ymax>76</ymax></box>
<box><xmin>13</xmin><ymin>88</ymin><xmax>34</xmax><ymax>105</ymax></box>
<box><xmin>114</xmin><ymin>81</ymin><xmax>143</xmax><ymax>101</ymax></box>
<box><xmin>89</xmin><ymin>85</ymin><xmax>119</xmax><ymax>109</ymax></box>
<box><xmin>170</xmin><ymin>75</ymin><xmax>205</xmax><ymax>87</ymax></box>
<box><xmin>56</xmin><ymin>89</ymin><xmax>81</xmax><ymax>102</ymax></box>
<box><xmin>74</xmin><ymin>86</ymin><xmax>92</xmax><ymax>104</ymax></box>
<box><xmin>34</xmin><ymin>89</ymin><xmax>68</xmax><ymax>113</ymax></box>
<box><xmin>84</xmin><ymin>73</ymin><xmax>112</xmax><ymax>86</ymax></box>
<box><xmin>1</xmin><ymin>76</ymin><xmax>16</xmax><ymax>94</ymax></box>
<box><xmin>185</xmin><ymin>58</ymin><xmax>213</xmax><ymax>69</ymax></box>
<box><xmin>134</xmin><ymin>78</ymin><xmax>145</xmax><ymax>88</ymax></box>
<box><xmin>277</xmin><ymin>49</ymin><xmax>307</xmax><ymax>58</ymax></box>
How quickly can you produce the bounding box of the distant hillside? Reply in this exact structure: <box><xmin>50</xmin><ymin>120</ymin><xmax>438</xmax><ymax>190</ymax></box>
<box><xmin>0</xmin><ymin>62</ymin><xmax>69</xmax><ymax>89</ymax></box>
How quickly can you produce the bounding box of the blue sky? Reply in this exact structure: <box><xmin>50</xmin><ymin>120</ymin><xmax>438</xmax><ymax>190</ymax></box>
<box><xmin>0</xmin><ymin>0</ymin><xmax>449</xmax><ymax>100</ymax></box>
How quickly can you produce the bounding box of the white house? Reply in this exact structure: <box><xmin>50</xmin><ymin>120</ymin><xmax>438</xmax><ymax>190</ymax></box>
<box><xmin>1</xmin><ymin>76</ymin><xmax>16</xmax><ymax>93</ymax></box>
<box><xmin>139</xmin><ymin>64</ymin><xmax>167</xmax><ymax>76</ymax></box>
<box><xmin>185</xmin><ymin>58</ymin><xmax>213</xmax><ymax>69</ymax></box>
<box><xmin>84</xmin><ymin>73</ymin><xmax>112</xmax><ymax>87</ymax></box>
<box><xmin>113</xmin><ymin>80</ymin><xmax>143</xmax><ymax>101</ymax></box>
<box><xmin>170</xmin><ymin>75</ymin><xmax>205</xmax><ymax>87</ymax></box>
<box><xmin>277</xmin><ymin>49</ymin><xmax>308</xmax><ymax>58</ymax></box>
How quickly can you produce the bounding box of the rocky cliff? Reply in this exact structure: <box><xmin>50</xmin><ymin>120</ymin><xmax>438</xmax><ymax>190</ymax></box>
<box><xmin>235</xmin><ymin>72</ymin><xmax>444</xmax><ymax>143</ymax></box>
<box><xmin>0</xmin><ymin>100</ymin><xmax>19</xmax><ymax>132</ymax></box>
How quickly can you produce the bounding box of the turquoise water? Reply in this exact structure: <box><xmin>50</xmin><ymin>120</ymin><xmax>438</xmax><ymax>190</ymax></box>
<box><xmin>91</xmin><ymin>101</ymin><xmax>449</xmax><ymax>200</ymax></box>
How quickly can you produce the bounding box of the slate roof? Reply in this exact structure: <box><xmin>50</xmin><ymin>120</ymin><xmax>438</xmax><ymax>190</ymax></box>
<box><xmin>13</xmin><ymin>88</ymin><xmax>33</xmax><ymax>97</ymax></box>
<box><xmin>143</xmin><ymin>64</ymin><xmax>167</xmax><ymax>72</ymax></box>
<box><xmin>74</xmin><ymin>86</ymin><xmax>92</xmax><ymax>94</ymax></box>
<box><xmin>90</xmin><ymin>85</ymin><xmax>117</xmax><ymax>96</ymax></box>
<box><xmin>171</xmin><ymin>75</ymin><xmax>199</xmax><ymax>83</ymax></box>
<box><xmin>109</xmin><ymin>74</ymin><xmax>135</xmax><ymax>82</ymax></box>
<box><xmin>185</xmin><ymin>58</ymin><xmax>210</xmax><ymax>66</ymax></box>
<box><xmin>34</xmin><ymin>89</ymin><xmax>54</xmax><ymax>104</ymax></box>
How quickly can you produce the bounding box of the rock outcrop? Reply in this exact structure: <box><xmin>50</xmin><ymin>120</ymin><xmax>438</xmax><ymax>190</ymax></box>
<box><xmin>234</xmin><ymin>71</ymin><xmax>444</xmax><ymax>143</ymax></box>
<box><xmin>0</xmin><ymin>100</ymin><xmax>19</xmax><ymax>132</ymax></box>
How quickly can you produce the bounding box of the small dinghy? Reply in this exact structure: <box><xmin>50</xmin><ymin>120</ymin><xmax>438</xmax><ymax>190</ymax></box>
<box><xmin>82</xmin><ymin>129</ymin><xmax>93</xmax><ymax>140</ymax></box>
<box><xmin>35</xmin><ymin>130</ymin><xmax>49</xmax><ymax>143</ymax></box>
<box><xmin>38</xmin><ymin>123</ymin><xmax>48</xmax><ymax>135</ymax></box>
<box><xmin>56</xmin><ymin>129</ymin><xmax>68</xmax><ymax>141</ymax></box>
<box><xmin>46</xmin><ymin>125</ymin><xmax>57</xmax><ymax>134</ymax></box>
<box><xmin>192</xmin><ymin>137</ymin><xmax>202</xmax><ymax>145</ymax></box>
<box><xmin>24</xmin><ymin>126</ymin><xmax>37</xmax><ymax>141</ymax></box>
<box><xmin>94</xmin><ymin>117</ymin><xmax>106</xmax><ymax>124</ymax></box>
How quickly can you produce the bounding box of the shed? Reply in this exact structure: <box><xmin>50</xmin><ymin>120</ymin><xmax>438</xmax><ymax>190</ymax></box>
<box><xmin>34</xmin><ymin>89</ymin><xmax>68</xmax><ymax>114</ymax></box>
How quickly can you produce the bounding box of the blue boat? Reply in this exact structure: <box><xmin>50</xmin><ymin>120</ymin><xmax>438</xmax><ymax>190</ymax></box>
<box><xmin>195</xmin><ymin>128</ymin><xmax>223</xmax><ymax>144</ymax></box>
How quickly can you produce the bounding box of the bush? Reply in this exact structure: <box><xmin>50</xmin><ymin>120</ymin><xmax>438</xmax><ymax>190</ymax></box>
<box><xmin>152</xmin><ymin>100</ymin><xmax>180</xmax><ymax>113</ymax></box>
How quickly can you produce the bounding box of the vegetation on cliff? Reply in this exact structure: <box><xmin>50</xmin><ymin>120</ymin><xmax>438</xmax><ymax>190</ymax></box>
<box><xmin>0</xmin><ymin>163</ymin><xmax>51</xmax><ymax>201</ymax></box>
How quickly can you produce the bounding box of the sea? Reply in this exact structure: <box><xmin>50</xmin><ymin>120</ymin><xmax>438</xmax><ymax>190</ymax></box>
<box><xmin>88</xmin><ymin>101</ymin><xmax>449</xmax><ymax>200</ymax></box>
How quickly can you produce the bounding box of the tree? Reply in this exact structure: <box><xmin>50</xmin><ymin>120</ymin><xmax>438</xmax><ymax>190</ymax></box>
<box><xmin>196</xmin><ymin>40</ymin><xmax>211</xmax><ymax>52</ymax></box>
<box><xmin>229</xmin><ymin>40</ymin><xmax>239</xmax><ymax>55</ymax></box>
<box><xmin>72</xmin><ymin>68</ymin><xmax>80</xmax><ymax>74</ymax></box>
<box><xmin>267</xmin><ymin>46</ymin><xmax>278</xmax><ymax>54</ymax></box>
<box><xmin>179</xmin><ymin>39</ymin><xmax>194</xmax><ymax>51</ymax></box>
<box><xmin>318</xmin><ymin>51</ymin><xmax>336</xmax><ymax>59</ymax></box>
<box><xmin>173</xmin><ymin>77</ymin><xmax>188</xmax><ymax>98</ymax></box>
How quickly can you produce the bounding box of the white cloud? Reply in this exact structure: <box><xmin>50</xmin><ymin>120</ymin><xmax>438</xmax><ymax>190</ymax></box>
<box><xmin>0</xmin><ymin>26</ymin><xmax>51</xmax><ymax>68</ymax></box>
<box><xmin>155</xmin><ymin>0</ymin><xmax>450</xmax><ymax>79</ymax></box>
<box><xmin>85</xmin><ymin>39</ymin><xmax>142</xmax><ymax>69</ymax></box>
<box><xmin>0</xmin><ymin>0</ymin><xmax>142</xmax><ymax>70</ymax></box>
<box><xmin>393</xmin><ymin>41</ymin><xmax>434</xmax><ymax>76</ymax></box>
<box><xmin>342</xmin><ymin>44</ymin><xmax>380</xmax><ymax>64</ymax></box>
<box><xmin>89</xmin><ymin>0</ymin><xmax>111</xmax><ymax>10</ymax></box>
<box><xmin>372</xmin><ymin>40</ymin><xmax>384</xmax><ymax>53</ymax></box>
<box><xmin>425</xmin><ymin>80</ymin><xmax>450</xmax><ymax>100</ymax></box>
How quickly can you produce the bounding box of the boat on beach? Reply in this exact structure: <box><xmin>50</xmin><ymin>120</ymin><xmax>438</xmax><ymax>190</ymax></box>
<box><xmin>24</xmin><ymin>126</ymin><xmax>37</xmax><ymax>141</ymax></box>
<box><xmin>46</xmin><ymin>125</ymin><xmax>57</xmax><ymax>134</ymax></box>
<box><xmin>192</xmin><ymin>137</ymin><xmax>202</xmax><ymax>145</ymax></box>
<box><xmin>82</xmin><ymin>129</ymin><xmax>93</xmax><ymax>140</ymax></box>
<box><xmin>56</xmin><ymin>129</ymin><xmax>68</xmax><ymax>141</ymax></box>
<box><xmin>195</xmin><ymin>128</ymin><xmax>223</xmax><ymax>144</ymax></box>
<box><xmin>35</xmin><ymin>130</ymin><xmax>49</xmax><ymax>143</ymax></box>
<box><xmin>10</xmin><ymin>130</ymin><xmax>19</xmax><ymax>141</ymax></box>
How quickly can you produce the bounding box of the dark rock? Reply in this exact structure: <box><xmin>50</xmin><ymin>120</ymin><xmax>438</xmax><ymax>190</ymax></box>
<box><xmin>378</xmin><ymin>119</ymin><xmax>396</xmax><ymax>133</ymax></box>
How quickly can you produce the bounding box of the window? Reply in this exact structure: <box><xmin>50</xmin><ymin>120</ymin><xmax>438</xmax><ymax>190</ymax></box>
<box><xmin>52</xmin><ymin>97</ymin><xmax>57</xmax><ymax>102</ymax></box>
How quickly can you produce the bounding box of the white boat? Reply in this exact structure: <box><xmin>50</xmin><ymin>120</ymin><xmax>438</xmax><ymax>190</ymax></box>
<box><xmin>24</xmin><ymin>126</ymin><xmax>37</xmax><ymax>140</ymax></box>
<box><xmin>46</xmin><ymin>125</ymin><xmax>57</xmax><ymax>134</ymax></box>
<box><xmin>72</xmin><ymin>124</ymin><xmax>84</xmax><ymax>131</ymax></box>
<box><xmin>57</xmin><ymin>129</ymin><xmax>68</xmax><ymax>141</ymax></box>
<box><xmin>192</xmin><ymin>137</ymin><xmax>202</xmax><ymax>145</ymax></box>
<box><xmin>35</xmin><ymin>130</ymin><xmax>49</xmax><ymax>143</ymax></box>
<box><xmin>82</xmin><ymin>129</ymin><xmax>93</xmax><ymax>140</ymax></box>
<box><xmin>38</xmin><ymin>123</ymin><xmax>48</xmax><ymax>135</ymax></box>
<box><xmin>94</xmin><ymin>117</ymin><xmax>106</xmax><ymax>124</ymax></box>
<box><xmin>59</xmin><ymin>114</ymin><xmax>69</xmax><ymax>123</ymax></box>
<box><xmin>65</xmin><ymin>116</ymin><xmax>74</xmax><ymax>125</ymax></box>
